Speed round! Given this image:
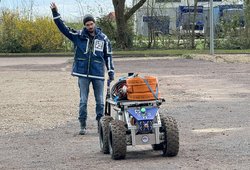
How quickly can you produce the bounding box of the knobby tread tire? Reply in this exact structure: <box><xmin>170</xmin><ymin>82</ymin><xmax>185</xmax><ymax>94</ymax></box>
<box><xmin>161</xmin><ymin>116</ymin><xmax>179</xmax><ymax>157</ymax></box>
<box><xmin>108</xmin><ymin>120</ymin><xmax>127</xmax><ymax>160</ymax></box>
<box><xmin>99</xmin><ymin>116</ymin><xmax>113</xmax><ymax>154</ymax></box>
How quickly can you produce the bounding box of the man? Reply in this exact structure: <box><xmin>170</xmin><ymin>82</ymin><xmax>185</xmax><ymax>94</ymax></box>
<box><xmin>50</xmin><ymin>2</ymin><xmax>114</xmax><ymax>135</ymax></box>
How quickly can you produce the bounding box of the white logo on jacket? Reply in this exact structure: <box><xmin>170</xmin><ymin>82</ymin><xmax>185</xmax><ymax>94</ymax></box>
<box><xmin>94</xmin><ymin>40</ymin><xmax>104</xmax><ymax>52</ymax></box>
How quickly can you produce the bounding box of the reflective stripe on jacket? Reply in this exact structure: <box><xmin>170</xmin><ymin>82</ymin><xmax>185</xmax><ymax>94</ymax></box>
<box><xmin>52</xmin><ymin>12</ymin><xmax>114</xmax><ymax>80</ymax></box>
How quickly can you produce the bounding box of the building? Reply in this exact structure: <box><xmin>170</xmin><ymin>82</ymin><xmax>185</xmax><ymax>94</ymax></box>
<box><xmin>133</xmin><ymin>0</ymin><xmax>243</xmax><ymax>36</ymax></box>
<box><xmin>106</xmin><ymin>12</ymin><xmax>116</xmax><ymax>21</ymax></box>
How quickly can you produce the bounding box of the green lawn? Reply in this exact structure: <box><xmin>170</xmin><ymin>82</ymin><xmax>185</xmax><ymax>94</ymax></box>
<box><xmin>0</xmin><ymin>49</ymin><xmax>250</xmax><ymax>57</ymax></box>
<box><xmin>114</xmin><ymin>49</ymin><xmax>250</xmax><ymax>56</ymax></box>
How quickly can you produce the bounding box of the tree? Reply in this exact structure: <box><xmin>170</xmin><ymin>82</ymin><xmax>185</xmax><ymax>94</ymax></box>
<box><xmin>191</xmin><ymin>0</ymin><xmax>198</xmax><ymax>49</ymax></box>
<box><xmin>245</xmin><ymin>0</ymin><xmax>250</xmax><ymax>46</ymax></box>
<box><xmin>96</xmin><ymin>16</ymin><xmax>117</xmax><ymax>42</ymax></box>
<box><xmin>112</xmin><ymin>0</ymin><xmax>146</xmax><ymax>49</ymax></box>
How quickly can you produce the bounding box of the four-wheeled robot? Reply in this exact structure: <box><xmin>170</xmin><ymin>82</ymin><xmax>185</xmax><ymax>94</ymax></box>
<box><xmin>98</xmin><ymin>75</ymin><xmax>179</xmax><ymax>160</ymax></box>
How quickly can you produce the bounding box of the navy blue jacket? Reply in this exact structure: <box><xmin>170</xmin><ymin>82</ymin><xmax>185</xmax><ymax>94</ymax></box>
<box><xmin>52</xmin><ymin>12</ymin><xmax>114</xmax><ymax>80</ymax></box>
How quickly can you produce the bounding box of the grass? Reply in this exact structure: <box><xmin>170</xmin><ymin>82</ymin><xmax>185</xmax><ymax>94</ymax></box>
<box><xmin>0</xmin><ymin>49</ymin><xmax>250</xmax><ymax>57</ymax></box>
<box><xmin>215</xmin><ymin>49</ymin><xmax>250</xmax><ymax>54</ymax></box>
<box><xmin>114</xmin><ymin>49</ymin><xmax>250</xmax><ymax>55</ymax></box>
<box><xmin>113</xmin><ymin>49</ymin><xmax>209</xmax><ymax>56</ymax></box>
<box><xmin>0</xmin><ymin>52</ymin><xmax>72</xmax><ymax>57</ymax></box>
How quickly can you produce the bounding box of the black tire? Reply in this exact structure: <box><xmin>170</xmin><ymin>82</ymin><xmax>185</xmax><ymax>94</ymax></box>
<box><xmin>108</xmin><ymin>120</ymin><xmax>127</xmax><ymax>160</ymax></box>
<box><xmin>99</xmin><ymin>116</ymin><xmax>113</xmax><ymax>154</ymax></box>
<box><xmin>161</xmin><ymin>116</ymin><xmax>179</xmax><ymax>157</ymax></box>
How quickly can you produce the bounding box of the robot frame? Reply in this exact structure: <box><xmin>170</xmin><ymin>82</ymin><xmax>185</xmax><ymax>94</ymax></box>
<box><xmin>98</xmin><ymin>74</ymin><xmax>179</xmax><ymax>160</ymax></box>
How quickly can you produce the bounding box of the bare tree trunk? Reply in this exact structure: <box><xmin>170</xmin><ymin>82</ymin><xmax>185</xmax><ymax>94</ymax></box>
<box><xmin>112</xmin><ymin>0</ymin><xmax>146</xmax><ymax>49</ymax></box>
<box><xmin>29</xmin><ymin>0</ymin><xmax>34</xmax><ymax>21</ymax></box>
<box><xmin>146</xmin><ymin>0</ymin><xmax>154</xmax><ymax>49</ymax></box>
<box><xmin>75</xmin><ymin>0</ymin><xmax>87</xmax><ymax>23</ymax></box>
<box><xmin>112</xmin><ymin>0</ymin><xmax>128</xmax><ymax>49</ymax></box>
<box><xmin>148</xmin><ymin>28</ymin><xmax>153</xmax><ymax>48</ymax></box>
<box><xmin>191</xmin><ymin>0</ymin><xmax>198</xmax><ymax>49</ymax></box>
<box><xmin>245</xmin><ymin>0</ymin><xmax>250</xmax><ymax>45</ymax></box>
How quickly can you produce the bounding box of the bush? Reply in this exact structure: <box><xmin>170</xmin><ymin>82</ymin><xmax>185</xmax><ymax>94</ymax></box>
<box><xmin>0</xmin><ymin>10</ymin><xmax>65</xmax><ymax>53</ymax></box>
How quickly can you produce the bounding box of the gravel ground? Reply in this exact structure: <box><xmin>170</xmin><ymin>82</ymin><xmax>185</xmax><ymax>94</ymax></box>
<box><xmin>0</xmin><ymin>55</ymin><xmax>249</xmax><ymax>170</ymax></box>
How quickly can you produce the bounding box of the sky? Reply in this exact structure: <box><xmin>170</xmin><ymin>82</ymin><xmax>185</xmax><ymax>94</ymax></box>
<box><xmin>0</xmin><ymin>0</ymin><xmax>133</xmax><ymax>21</ymax></box>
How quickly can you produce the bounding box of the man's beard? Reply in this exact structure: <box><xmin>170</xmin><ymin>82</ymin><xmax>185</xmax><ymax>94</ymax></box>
<box><xmin>88</xmin><ymin>28</ymin><xmax>94</xmax><ymax>33</ymax></box>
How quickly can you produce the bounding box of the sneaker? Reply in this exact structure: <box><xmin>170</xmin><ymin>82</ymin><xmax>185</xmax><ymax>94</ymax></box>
<box><xmin>79</xmin><ymin>121</ymin><xmax>86</xmax><ymax>135</ymax></box>
<box><xmin>79</xmin><ymin>128</ymin><xmax>86</xmax><ymax>135</ymax></box>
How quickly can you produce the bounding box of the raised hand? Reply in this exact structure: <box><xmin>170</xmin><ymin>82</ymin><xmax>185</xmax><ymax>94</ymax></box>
<box><xmin>50</xmin><ymin>2</ymin><xmax>58</xmax><ymax>12</ymax></box>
